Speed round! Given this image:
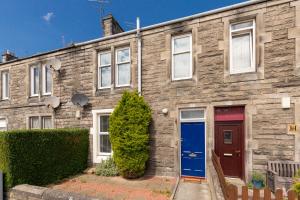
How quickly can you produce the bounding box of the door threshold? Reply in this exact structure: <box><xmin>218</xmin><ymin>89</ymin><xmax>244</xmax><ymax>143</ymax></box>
<box><xmin>181</xmin><ymin>176</ymin><xmax>206</xmax><ymax>183</ymax></box>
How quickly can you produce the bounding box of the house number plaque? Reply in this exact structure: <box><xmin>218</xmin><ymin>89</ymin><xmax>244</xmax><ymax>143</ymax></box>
<box><xmin>288</xmin><ymin>124</ymin><xmax>297</xmax><ymax>133</ymax></box>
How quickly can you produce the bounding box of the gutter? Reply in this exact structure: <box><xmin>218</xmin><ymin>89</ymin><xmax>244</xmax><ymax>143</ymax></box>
<box><xmin>0</xmin><ymin>0</ymin><xmax>267</xmax><ymax>66</ymax></box>
<box><xmin>137</xmin><ymin>17</ymin><xmax>142</xmax><ymax>96</ymax></box>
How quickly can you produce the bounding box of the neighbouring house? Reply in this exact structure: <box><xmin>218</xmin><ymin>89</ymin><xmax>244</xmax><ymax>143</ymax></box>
<box><xmin>0</xmin><ymin>0</ymin><xmax>299</xmax><ymax>183</ymax></box>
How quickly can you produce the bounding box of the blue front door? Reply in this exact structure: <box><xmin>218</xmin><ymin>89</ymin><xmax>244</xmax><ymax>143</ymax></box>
<box><xmin>181</xmin><ymin>122</ymin><xmax>205</xmax><ymax>177</ymax></box>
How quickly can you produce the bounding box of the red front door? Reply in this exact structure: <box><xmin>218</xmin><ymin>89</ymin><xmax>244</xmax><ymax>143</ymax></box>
<box><xmin>215</xmin><ymin>122</ymin><xmax>243</xmax><ymax>178</ymax></box>
<box><xmin>214</xmin><ymin>106</ymin><xmax>244</xmax><ymax>179</ymax></box>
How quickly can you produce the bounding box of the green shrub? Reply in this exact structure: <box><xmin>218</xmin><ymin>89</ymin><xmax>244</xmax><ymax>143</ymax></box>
<box><xmin>292</xmin><ymin>169</ymin><xmax>300</xmax><ymax>194</ymax></box>
<box><xmin>95</xmin><ymin>157</ymin><xmax>119</xmax><ymax>177</ymax></box>
<box><xmin>0</xmin><ymin>128</ymin><xmax>89</xmax><ymax>189</ymax></box>
<box><xmin>109</xmin><ymin>90</ymin><xmax>152</xmax><ymax>178</ymax></box>
<box><xmin>293</xmin><ymin>182</ymin><xmax>300</xmax><ymax>195</ymax></box>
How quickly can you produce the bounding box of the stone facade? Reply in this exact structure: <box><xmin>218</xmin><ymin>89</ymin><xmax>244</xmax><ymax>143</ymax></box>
<box><xmin>0</xmin><ymin>0</ymin><xmax>299</xmax><ymax>181</ymax></box>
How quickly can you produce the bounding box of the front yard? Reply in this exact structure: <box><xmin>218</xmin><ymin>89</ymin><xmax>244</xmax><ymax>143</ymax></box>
<box><xmin>49</xmin><ymin>174</ymin><xmax>176</xmax><ymax>200</ymax></box>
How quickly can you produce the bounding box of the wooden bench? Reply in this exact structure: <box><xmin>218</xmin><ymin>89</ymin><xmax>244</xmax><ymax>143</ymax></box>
<box><xmin>267</xmin><ymin>161</ymin><xmax>300</xmax><ymax>193</ymax></box>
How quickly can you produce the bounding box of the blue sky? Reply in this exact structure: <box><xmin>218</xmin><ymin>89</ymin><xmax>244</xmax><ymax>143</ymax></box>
<box><xmin>0</xmin><ymin>0</ymin><xmax>246</xmax><ymax>58</ymax></box>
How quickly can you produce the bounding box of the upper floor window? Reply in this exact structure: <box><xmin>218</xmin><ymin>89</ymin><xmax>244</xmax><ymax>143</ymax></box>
<box><xmin>30</xmin><ymin>65</ymin><xmax>40</xmax><ymax>96</ymax></box>
<box><xmin>230</xmin><ymin>20</ymin><xmax>255</xmax><ymax>74</ymax></box>
<box><xmin>30</xmin><ymin>64</ymin><xmax>52</xmax><ymax>97</ymax></box>
<box><xmin>42</xmin><ymin>65</ymin><xmax>52</xmax><ymax>95</ymax></box>
<box><xmin>1</xmin><ymin>71</ymin><xmax>9</xmax><ymax>100</ymax></box>
<box><xmin>29</xmin><ymin>116</ymin><xmax>53</xmax><ymax>129</ymax></box>
<box><xmin>98</xmin><ymin>52</ymin><xmax>111</xmax><ymax>89</ymax></box>
<box><xmin>172</xmin><ymin>34</ymin><xmax>192</xmax><ymax>80</ymax></box>
<box><xmin>116</xmin><ymin>47</ymin><xmax>130</xmax><ymax>87</ymax></box>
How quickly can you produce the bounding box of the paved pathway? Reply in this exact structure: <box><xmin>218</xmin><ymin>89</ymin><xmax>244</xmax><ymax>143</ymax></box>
<box><xmin>174</xmin><ymin>180</ymin><xmax>212</xmax><ymax>200</ymax></box>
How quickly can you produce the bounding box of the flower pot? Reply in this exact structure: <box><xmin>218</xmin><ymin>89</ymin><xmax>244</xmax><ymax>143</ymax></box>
<box><xmin>252</xmin><ymin>180</ymin><xmax>263</xmax><ymax>189</ymax></box>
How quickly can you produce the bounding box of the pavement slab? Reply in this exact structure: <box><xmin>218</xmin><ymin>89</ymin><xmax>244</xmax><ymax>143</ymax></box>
<box><xmin>174</xmin><ymin>181</ymin><xmax>212</xmax><ymax>200</ymax></box>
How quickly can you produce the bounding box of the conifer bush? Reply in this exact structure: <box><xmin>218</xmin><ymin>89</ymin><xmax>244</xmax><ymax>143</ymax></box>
<box><xmin>109</xmin><ymin>91</ymin><xmax>152</xmax><ymax>178</ymax></box>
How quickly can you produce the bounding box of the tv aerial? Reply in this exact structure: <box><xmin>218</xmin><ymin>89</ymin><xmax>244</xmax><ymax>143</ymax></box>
<box><xmin>88</xmin><ymin>0</ymin><xmax>110</xmax><ymax>21</ymax></box>
<box><xmin>71</xmin><ymin>94</ymin><xmax>89</xmax><ymax>107</ymax></box>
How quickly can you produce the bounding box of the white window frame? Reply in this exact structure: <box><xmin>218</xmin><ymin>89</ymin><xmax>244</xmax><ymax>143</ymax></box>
<box><xmin>92</xmin><ymin>109</ymin><xmax>113</xmax><ymax>163</ymax></box>
<box><xmin>28</xmin><ymin>116</ymin><xmax>53</xmax><ymax>129</ymax></box>
<box><xmin>42</xmin><ymin>116</ymin><xmax>53</xmax><ymax>129</ymax></box>
<box><xmin>171</xmin><ymin>34</ymin><xmax>193</xmax><ymax>81</ymax></box>
<box><xmin>98</xmin><ymin>114</ymin><xmax>112</xmax><ymax>155</ymax></box>
<box><xmin>30</xmin><ymin>65</ymin><xmax>40</xmax><ymax>97</ymax></box>
<box><xmin>180</xmin><ymin>108</ymin><xmax>206</xmax><ymax>123</ymax></box>
<box><xmin>42</xmin><ymin>64</ymin><xmax>52</xmax><ymax>95</ymax></box>
<box><xmin>229</xmin><ymin>20</ymin><xmax>256</xmax><ymax>74</ymax></box>
<box><xmin>115</xmin><ymin>47</ymin><xmax>131</xmax><ymax>87</ymax></box>
<box><xmin>1</xmin><ymin>71</ymin><xmax>9</xmax><ymax>100</ymax></box>
<box><xmin>29</xmin><ymin>116</ymin><xmax>40</xmax><ymax>129</ymax></box>
<box><xmin>98</xmin><ymin>51</ymin><xmax>112</xmax><ymax>89</ymax></box>
<box><xmin>0</xmin><ymin>117</ymin><xmax>8</xmax><ymax>131</ymax></box>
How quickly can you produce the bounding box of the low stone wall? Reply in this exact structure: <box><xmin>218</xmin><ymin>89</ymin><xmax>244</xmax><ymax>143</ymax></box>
<box><xmin>7</xmin><ymin>184</ymin><xmax>107</xmax><ymax>200</ymax></box>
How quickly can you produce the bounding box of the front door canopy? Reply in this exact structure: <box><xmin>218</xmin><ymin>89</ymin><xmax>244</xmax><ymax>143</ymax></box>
<box><xmin>215</xmin><ymin>106</ymin><xmax>244</xmax><ymax>122</ymax></box>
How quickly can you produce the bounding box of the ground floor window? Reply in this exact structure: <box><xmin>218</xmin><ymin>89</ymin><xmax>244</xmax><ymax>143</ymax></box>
<box><xmin>29</xmin><ymin>116</ymin><xmax>53</xmax><ymax>129</ymax></box>
<box><xmin>0</xmin><ymin>118</ymin><xmax>7</xmax><ymax>131</ymax></box>
<box><xmin>99</xmin><ymin>115</ymin><xmax>112</xmax><ymax>154</ymax></box>
<box><xmin>92</xmin><ymin>109</ymin><xmax>113</xmax><ymax>163</ymax></box>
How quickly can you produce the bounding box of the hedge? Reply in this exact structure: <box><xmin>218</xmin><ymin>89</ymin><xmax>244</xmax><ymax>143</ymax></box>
<box><xmin>110</xmin><ymin>91</ymin><xmax>152</xmax><ymax>178</ymax></box>
<box><xmin>0</xmin><ymin>128</ymin><xmax>89</xmax><ymax>189</ymax></box>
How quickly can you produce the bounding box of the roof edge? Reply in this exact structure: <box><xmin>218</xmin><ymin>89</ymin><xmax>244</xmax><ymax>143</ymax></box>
<box><xmin>0</xmin><ymin>0</ymin><xmax>268</xmax><ymax>66</ymax></box>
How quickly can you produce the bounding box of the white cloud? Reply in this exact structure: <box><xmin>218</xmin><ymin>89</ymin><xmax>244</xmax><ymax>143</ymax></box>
<box><xmin>43</xmin><ymin>12</ymin><xmax>54</xmax><ymax>23</ymax></box>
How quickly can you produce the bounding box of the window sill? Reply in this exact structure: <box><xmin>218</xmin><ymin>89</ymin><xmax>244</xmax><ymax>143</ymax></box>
<box><xmin>115</xmin><ymin>84</ymin><xmax>131</xmax><ymax>88</ymax></box>
<box><xmin>172</xmin><ymin>77</ymin><xmax>193</xmax><ymax>82</ymax></box>
<box><xmin>224</xmin><ymin>71</ymin><xmax>264</xmax><ymax>83</ymax></box>
<box><xmin>1</xmin><ymin>98</ymin><xmax>10</xmax><ymax>101</ymax></box>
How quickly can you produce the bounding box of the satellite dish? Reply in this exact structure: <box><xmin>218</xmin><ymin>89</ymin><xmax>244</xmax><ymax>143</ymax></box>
<box><xmin>71</xmin><ymin>94</ymin><xmax>89</xmax><ymax>107</ymax></box>
<box><xmin>47</xmin><ymin>58</ymin><xmax>61</xmax><ymax>71</ymax></box>
<box><xmin>44</xmin><ymin>96</ymin><xmax>60</xmax><ymax>109</ymax></box>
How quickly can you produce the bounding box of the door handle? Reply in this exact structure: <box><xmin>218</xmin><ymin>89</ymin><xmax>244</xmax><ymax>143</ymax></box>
<box><xmin>189</xmin><ymin>153</ymin><xmax>197</xmax><ymax>157</ymax></box>
<box><xmin>235</xmin><ymin>150</ymin><xmax>241</xmax><ymax>157</ymax></box>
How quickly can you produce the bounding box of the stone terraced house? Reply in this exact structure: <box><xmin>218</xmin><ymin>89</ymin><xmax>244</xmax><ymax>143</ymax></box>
<box><xmin>0</xmin><ymin>0</ymin><xmax>300</xmax><ymax>182</ymax></box>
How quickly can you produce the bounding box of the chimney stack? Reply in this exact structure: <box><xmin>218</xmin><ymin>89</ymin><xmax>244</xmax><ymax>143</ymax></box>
<box><xmin>2</xmin><ymin>50</ymin><xmax>17</xmax><ymax>63</ymax></box>
<box><xmin>102</xmin><ymin>14</ymin><xmax>124</xmax><ymax>37</ymax></box>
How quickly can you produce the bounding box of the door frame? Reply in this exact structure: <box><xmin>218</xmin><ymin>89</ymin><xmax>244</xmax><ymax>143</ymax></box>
<box><xmin>214</xmin><ymin>106</ymin><xmax>245</xmax><ymax>180</ymax></box>
<box><xmin>179</xmin><ymin>108</ymin><xmax>206</xmax><ymax>178</ymax></box>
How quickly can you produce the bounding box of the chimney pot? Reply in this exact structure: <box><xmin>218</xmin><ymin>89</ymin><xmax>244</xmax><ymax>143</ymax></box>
<box><xmin>2</xmin><ymin>50</ymin><xmax>17</xmax><ymax>63</ymax></box>
<box><xmin>102</xmin><ymin>14</ymin><xmax>124</xmax><ymax>37</ymax></box>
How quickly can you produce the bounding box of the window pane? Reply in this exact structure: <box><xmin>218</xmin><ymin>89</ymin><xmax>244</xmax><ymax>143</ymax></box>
<box><xmin>32</xmin><ymin>67</ymin><xmax>39</xmax><ymax>94</ymax></box>
<box><xmin>100</xmin><ymin>115</ymin><xmax>109</xmax><ymax>132</ymax></box>
<box><xmin>42</xmin><ymin>117</ymin><xmax>52</xmax><ymax>129</ymax></box>
<box><xmin>45</xmin><ymin>66</ymin><xmax>52</xmax><ymax>93</ymax></box>
<box><xmin>118</xmin><ymin>63</ymin><xmax>130</xmax><ymax>85</ymax></box>
<box><xmin>30</xmin><ymin>117</ymin><xmax>39</xmax><ymax>129</ymax></box>
<box><xmin>117</xmin><ymin>48</ymin><xmax>130</xmax><ymax>63</ymax></box>
<box><xmin>2</xmin><ymin>72</ymin><xmax>9</xmax><ymax>99</ymax></box>
<box><xmin>100</xmin><ymin>53</ymin><xmax>111</xmax><ymax>66</ymax></box>
<box><xmin>231</xmin><ymin>21</ymin><xmax>253</xmax><ymax>31</ymax></box>
<box><xmin>181</xmin><ymin>110</ymin><xmax>204</xmax><ymax>119</ymax></box>
<box><xmin>232</xmin><ymin>33</ymin><xmax>252</xmax><ymax>72</ymax></box>
<box><xmin>101</xmin><ymin>66</ymin><xmax>111</xmax><ymax>87</ymax></box>
<box><xmin>224</xmin><ymin>131</ymin><xmax>233</xmax><ymax>144</ymax></box>
<box><xmin>174</xmin><ymin>36</ymin><xmax>190</xmax><ymax>53</ymax></box>
<box><xmin>100</xmin><ymin>135</ymin><xmax>111</xmax><ymax>153</ymax></box>
<box><xmin>174</xmin><ymin>53</ymin><xmax>191</xmax><ymax>79</ymax></box>
<box><xmin>0</xmin><ymin>119</ymin><xmax>7</xmax><ymax>131</ymax></box>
